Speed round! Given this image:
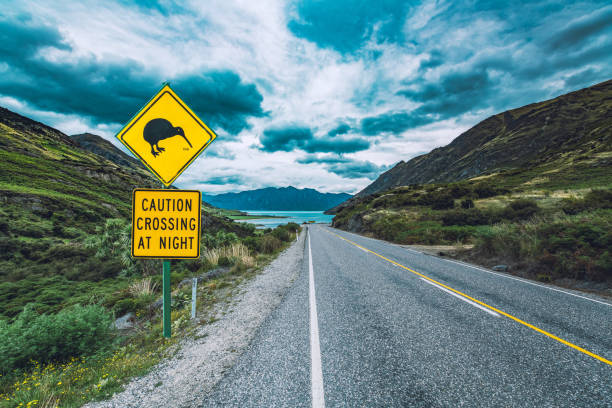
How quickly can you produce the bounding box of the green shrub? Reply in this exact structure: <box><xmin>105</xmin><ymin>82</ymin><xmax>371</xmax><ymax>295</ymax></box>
<box><xmin>272</xmin><ymin>228</ymin><xmax>291</xmax><ymax>242</ymax></box>
<box><xmin>283</xmin><ymin>222</ymin><xmax>300</xmax><ymax>231</ymax></box>
<box><xmin>430</xmin><ymin>193</ymin><xmax>455</xmax><ymax>210</ymax></box>
<box><xmin>473</xmin><ymin>184</ymin><xmax>508</xmax><ymax>198</ymax></box>
<box><xmin>0</xmin><ymin>304</ymin><xmax>114</xmax><ymax>374</ymax></box>
<box><xmin>218</xmin><ymin>255</ymin><xmax>232</xmax><ymax>267</ymax></box>
<box><xmin>260</xmin><ymin>235</ymin><xmax>282</xmax><ymax>253</ymax></box>
<box><xmin>562</xmin><ymin>189</ymin><xmax>612</xmax><ymax>214</ymax></box>
<box><xmin>242</xmin><ymin>236</ymin><xmax>261</xmax><ymax>252</ymax></box>
<box><xmin>449</xmin><ymin>185</ymin><xmax>471</xmax><ymax>198</ymax></box>
<box><xmin>502</xmin><ymin>199</ymin><xmax>539</xmax><ymax>220</ymax></box>
<box><xmin>461</xmin><ymin>199</ymin><xmax>474</xmax><ymax>209</ymax></box>
<box><xmin>441</xmin><ymin>208</ymin><xmax>491</xmax><ymax>226</ymax></box>
<box><xmin>474</xmin><ymin>212</ymin><xmax>612</xmax><ymax>282</ymax></box>
<box><xmin>561</xmin><ymin>198</ymin><xmax>587</xmax><ymax>215</ymax></box>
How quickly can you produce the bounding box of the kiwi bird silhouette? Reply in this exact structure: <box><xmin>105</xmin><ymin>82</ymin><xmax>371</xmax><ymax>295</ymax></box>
<box><xmin>143</xmin><ymin>118</ymin><xmax>192</xmax><ymax>157</ymax></box>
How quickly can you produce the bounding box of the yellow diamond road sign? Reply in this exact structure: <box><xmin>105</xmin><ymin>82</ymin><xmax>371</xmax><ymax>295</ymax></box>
<box><xmin>117</xmin><ymin>84</ymin><xmax>216</xmax><ymax>186</ymax></box>
<box><xmin>132</xmin><ymin>189</ymin><xmax>201</xmax><ymax>258</ymax></box>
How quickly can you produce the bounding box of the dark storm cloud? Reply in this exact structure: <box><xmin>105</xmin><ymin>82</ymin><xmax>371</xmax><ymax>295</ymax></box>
<box><xmin>201</xmin><ymin>175</ymin><xmax>245</xmax><ymax>185</ymax></box>
<box><xmin>326</xmin><ymin>160</ymin><xmax>389</xmax><ymax>179</ymax></box>
<box><xmin>401</xmin><ymin>70</ymin><xmax>494</xmax><ymax>118</ymax></box>
<box><xmin>361</xmin><ymin>69</ymin><xmax>496</xmax><ymax>136</ymax></box>
<box><xmin>302</xmin><ymin>137</ymin><xmax>370</xmax><ymax>154</ymax></box>
<box><xmin>297</xmin><ymin>154</ymin><xmax>389</xmax><ymax>179</ymax></box>
<box><xmin>260</xmin><ymin>126</ymin><xmax>370</xmax><ymax>154</ymax></box>
<box><xmin>0</xmin><ymin>17</ymin><xmax>264</xmax><ymax>134</ymax></box>
<box><xmin>563</xmin><ymin>67</ymin><xmax>604</xmax><ymax>89</ymax></box>
<box><xmin>418</xmin><ymin>50</ymin><xmax>444</xmax><ymax>71</ymax></box>
<box><xmin>174</xmin><ymin>73</ymin><xmax>265</xmax><ymax>135</ymax></box>
<box><xmin>328</xmin><ymin>123</ymin><xmax>351</xmax><ymax>137</ymax></box>
<box><xmin>546</xmin><ymin>6</ymin><xmax>612</xmax><ymax>51</ymax></box>
<box><xmin>288</xmin><ymin>0</ymin><xmax>413</xmax><ymax>53</ymax></box>
<box><xmin>260</xmin><ymin>126</ymin><xmax>314</xmax><ymax>152</ymax></box>
<box><xmin>0</xmin><ymin>16</ymin><xmax>70</xmax><ymax>60</ymax></box>
<box><xmin>117</xmin><ymin>0</ymin><xmax>188</xmax><ymax>16</ymax></box>
<box><xmin>361</xmin><ymin>112</ymin><xmax>433</xmax><ymax>136</ymax></box>
<box><xmin>296</xmin><ymin>155</ymin><xmax>346</xmax><ymax>165</ymax></box>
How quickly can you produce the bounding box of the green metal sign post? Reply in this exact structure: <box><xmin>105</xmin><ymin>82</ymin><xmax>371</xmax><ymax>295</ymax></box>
<box><xmin>118</xmin><ymin>83</ymin><xmax>216</xmax><ymax>340</ymax></box>
<box><xmin>162</xmin><ymin>260</ymin><xmax>171</xmax><ymax>338</ymax></box>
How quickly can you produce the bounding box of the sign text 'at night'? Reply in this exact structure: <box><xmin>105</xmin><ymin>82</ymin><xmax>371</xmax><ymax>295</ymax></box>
<box><xmin>132</xmin><ymin>189</ymin><xmax>201</xmax><ymax>258</ymax></box>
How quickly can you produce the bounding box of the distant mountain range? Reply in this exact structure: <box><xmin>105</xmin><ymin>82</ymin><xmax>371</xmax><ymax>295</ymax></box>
<box><xmin>355</xmin><ymin>79</ymin><xmax>612</xmax><ymax>198</ymax></box>
<box><xmin>202</xmin><ymin>187</ymin><xmax>351</xmax><ymax>211</ymax></box>
<box><xmin>67</xmin><ymin>133</ymin><xmax>349</xmax><ymax>211</ymax></box>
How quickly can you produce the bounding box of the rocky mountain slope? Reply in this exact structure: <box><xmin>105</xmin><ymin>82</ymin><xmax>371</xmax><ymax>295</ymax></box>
<box><xmin>356</xmin><ymin>79</ymin><xmax>612</xmax><ymax>198</ymax></box>
<box><xmin>0</xmin><ymin>107</ymin><xmax>159</xmax><ymax>220</ymax></box>
<box><xmin>202</xmin><ymin>186</ymin><xmax>351</xmax><ymax>211</ymax></box>
<box><xmin>71</xmin><ymin>132</ymin><xmax>145</xmax><ymax>172</ymax></box>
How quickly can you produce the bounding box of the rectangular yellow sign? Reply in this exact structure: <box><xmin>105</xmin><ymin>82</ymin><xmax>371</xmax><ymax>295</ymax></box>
<box><xmin>132</xmin><ymin>189</ymin><xmax>201</xmax><ymax>258</ymax></box>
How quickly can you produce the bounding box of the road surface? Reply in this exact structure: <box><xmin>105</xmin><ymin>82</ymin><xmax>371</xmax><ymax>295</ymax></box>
<box><xmin>202</xmin><ymin>225</ymin><xmax>612</xmax><ymax>407</ymax></box>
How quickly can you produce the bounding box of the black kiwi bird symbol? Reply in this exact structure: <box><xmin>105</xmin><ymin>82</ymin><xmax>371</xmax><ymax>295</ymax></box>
<box><xmin>143</xmin><ymin>118</ymin><xmax>192</xmax><ymax>157</ymax></box>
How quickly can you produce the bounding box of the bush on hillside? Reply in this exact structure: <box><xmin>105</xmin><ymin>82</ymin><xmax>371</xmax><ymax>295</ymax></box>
<box><xmin>441</xmin><ymin>208</ymin><xmax>491</xmax><ymax>226</ymax></box>
<box><xmin>0</xmin><ymin>304</ymin><xmax>114</xmax><ymax>374</ymax></box>
<box><xmin>502</xmin><ymin>199</ymin><xmax>540</xmax><ymax>220</ymax></box>
<box><xmin>431</xmin><ymin>193</ymin><xmax>455</xmax><ymax>210</ymax></box>
<box><xmin>473</xmin><ymin>184</ymin><xmax>508</xmax><ymax>198</ymax></box>
<box><xmin>272</xmin><ymin>228</ymin><xmax>291</xmax><ymax>242</ymax></box>
<box><xmin>474</xmin><ymin>214</ymin><xmax>612</xmax><ymax>281</ymax></box>
<box><xmin>461</xmin><ymin>199</ymin><xmax>475</xmax><ymax>209</ymax></box>
<box><xmin>260</xmin><ymin>235</ymin><xmax>282</xmax><ymax>253</ymax></box>
<box><xmin>203</xmin><ymin>231</ymin><xmax>239</xmax><ymax>248</ymax></box>
<box><xmin>562</xmin><ymin>189</ymin><xmax>612</xmax><ymax>214</ymax></box>
<box><xmin>448</xmin><ymin>185</ymin><xmax>472</xmax><ymax>198</ymax></box>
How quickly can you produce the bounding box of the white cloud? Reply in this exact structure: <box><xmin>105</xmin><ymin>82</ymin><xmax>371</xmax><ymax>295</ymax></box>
<box><xmin>5</xmin><ymin>0</ymin><xmax>610</xmax><ymax>196</ymax></box>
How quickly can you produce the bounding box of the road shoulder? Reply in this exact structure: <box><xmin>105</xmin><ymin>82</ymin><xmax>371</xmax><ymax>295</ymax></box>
<box><xmin>86</xmin><ymin>230</ymin><xmax>306</xmax><ymax>408</ymax></box>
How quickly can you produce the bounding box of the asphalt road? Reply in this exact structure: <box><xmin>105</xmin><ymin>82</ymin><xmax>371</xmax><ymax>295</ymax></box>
<box><xmin>202</xmin><ymin>225</ymin><xmax>612</xmax><ymax>407</ymax></box>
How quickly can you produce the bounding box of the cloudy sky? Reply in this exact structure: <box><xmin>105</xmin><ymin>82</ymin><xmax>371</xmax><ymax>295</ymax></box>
<box><xmin>1</xmin><ymin>1</ymin><xmax>610</xmax><ymax>194</ymax></box>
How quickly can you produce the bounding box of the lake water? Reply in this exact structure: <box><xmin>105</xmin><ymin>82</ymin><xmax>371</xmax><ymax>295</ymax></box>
<box><xmin>236</xmin><ymin>210</ymin><xmax>334</xmax><ymax>229</ymax></box>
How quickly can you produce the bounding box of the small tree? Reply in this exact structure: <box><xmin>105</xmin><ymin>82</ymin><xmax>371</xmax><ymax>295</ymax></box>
<box><xmin>85</xmin><ymin>218</ymin><xmax>158</xmax><ymax>276</ymax></box>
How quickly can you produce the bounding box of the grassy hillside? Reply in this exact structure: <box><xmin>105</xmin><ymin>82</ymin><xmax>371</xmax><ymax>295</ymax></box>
<box><xmin>71</xmin><ymin>132</ymin><xmax>145</xmax><ymax>171</ymax></box>
<box><xmin>354</xmin><ymin>79</ymin><xmax>612</xmax><ymax>198</ymax></box>
<box><xmin>333</xmin><ymin>158</ymin><xmax>612</xmax><ymax>287</ymax></box>
<box><xmin>333</xmin><ymin>83</ymin><xmax>612</xmax><ymax>288</ymax></box>
<box><xmin>0</xmin><ymin>107</ymin><xmax>303</xmax><ymax>407</ymax></box>
<box><xmin>0</xmin><ymin>107</ymin><xmax>160</xmax><ymax>317</ymax></box>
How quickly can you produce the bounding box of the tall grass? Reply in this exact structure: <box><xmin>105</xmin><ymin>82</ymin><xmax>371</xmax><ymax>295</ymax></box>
<box><xmin>203</xmin><ymin>243</ymin><xmax>254</xmax><ymax>268</ymax></box>
<box><xmin>474</xmin><ymin>210</ymin><xmax>612</xmax><ymax>281</ymax></box>
<box><xmin>128</xmin><ymin>277</ymin><xmax>158</xmax><ymax>297</ymax></box>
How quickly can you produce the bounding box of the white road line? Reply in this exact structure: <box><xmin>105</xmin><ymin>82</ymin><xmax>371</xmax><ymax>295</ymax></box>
<box><xmin>420</xmin><ymin>278</ymin><xmax>501</xmax><ymax>317</ymax></box>
<box><xmin>308</xmin><ymin>229</ymin><xmax>325</xmax><ymax>408</ymax></box>
<box><xmin>436</xmin><ymin>257</ymin><xmax>612</xmax><ymax>308</ymax></box>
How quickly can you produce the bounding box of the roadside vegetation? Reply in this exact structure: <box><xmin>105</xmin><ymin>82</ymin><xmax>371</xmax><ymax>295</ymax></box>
<box><xmin>332</xmin><ymin>167</ymin><xmax>612</xmax><ymax>287</ymax></box>
<box><xmin>0</xmin><ymin>200</ymin><xmax>301</xmax><ymax>407</ymax></box>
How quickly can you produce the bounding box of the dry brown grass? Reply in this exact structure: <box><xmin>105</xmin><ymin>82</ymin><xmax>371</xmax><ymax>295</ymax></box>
<box><xmin>128</xmin><ymin>277</ymin><xmax>158</xmax><ymax>297</ymax></box>
<box><xmin>204</xmin><ymin>243</ymin><xmax>254</xmax><ymax>267</ymax></box>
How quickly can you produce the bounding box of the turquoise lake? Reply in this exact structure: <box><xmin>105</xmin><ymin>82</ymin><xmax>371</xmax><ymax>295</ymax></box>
<box><xmin>236</xmin><ymin>210</ymin><xmax>334</xmax><ymax>229</ymax></box>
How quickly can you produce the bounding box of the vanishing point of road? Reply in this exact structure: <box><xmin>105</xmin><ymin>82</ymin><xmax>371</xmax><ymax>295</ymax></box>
<box><xmin>202</xmin><ymin>225</ymin><xmax>611</xmax><ymax>407</ymax></box>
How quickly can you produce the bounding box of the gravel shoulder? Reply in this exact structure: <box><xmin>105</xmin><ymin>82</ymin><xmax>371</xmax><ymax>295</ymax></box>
<box><xmin>86</xmin><ymin>230</ymin><xmax>306</xmax><ymax>408</ymax></box>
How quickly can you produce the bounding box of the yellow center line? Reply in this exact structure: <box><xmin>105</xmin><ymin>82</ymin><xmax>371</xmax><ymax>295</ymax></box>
<box><xmin>324</xmin><ymin>228</ymin><xmax>612</xmax><ymax>366</ymax></box>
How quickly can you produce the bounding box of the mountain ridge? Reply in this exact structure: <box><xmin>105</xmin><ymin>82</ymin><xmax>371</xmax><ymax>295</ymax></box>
<box><xmin>355</xmin><ymin>79</ymin><xmax>612</xmax><ymax>199</ymax></box>
<box><xmin>71</xmin><ymin>132</ymin><xmax>145</xmax><ymax>172</ymax></box>
<box><xmin>203</xmin><ymin>186</ymin><xmax>351</xmax><ymax>211</ymax></box>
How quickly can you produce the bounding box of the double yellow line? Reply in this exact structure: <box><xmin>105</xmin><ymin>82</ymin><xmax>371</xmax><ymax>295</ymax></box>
<box><xmin>325</xmin><ymin>229</ymin><xmax>612</xmax><ymax>366</ymax></box>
